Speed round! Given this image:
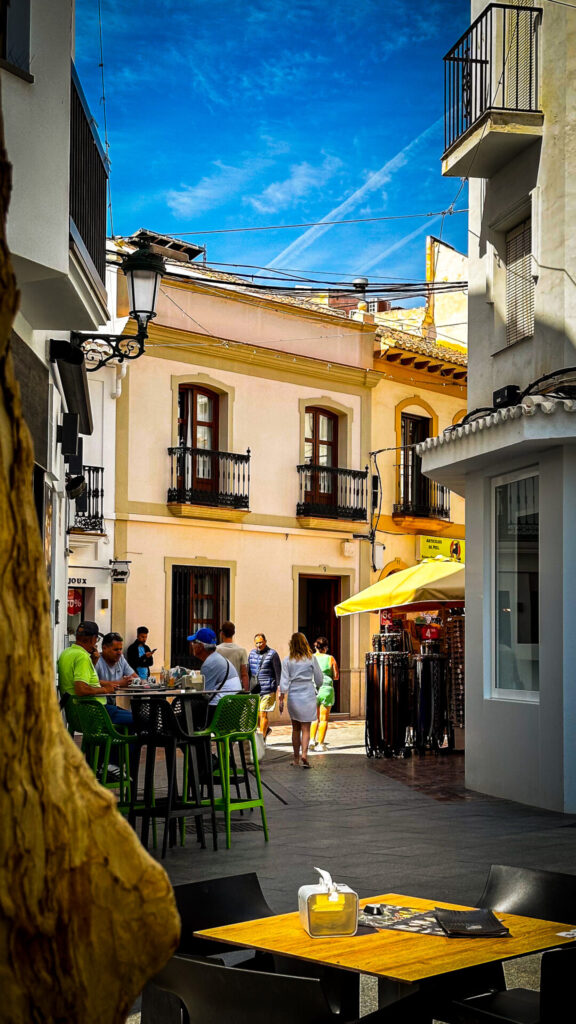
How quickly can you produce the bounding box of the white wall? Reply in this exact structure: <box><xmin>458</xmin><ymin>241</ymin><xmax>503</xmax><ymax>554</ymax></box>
<box><xmin>464</xmin><ymin>445</ymin><xmax>576</xmax><ymax>812</ymax></box>
<box><xmin>3</xmin><ymin>0</ymin><xmax>72</xmax><ymax>278</ymax></box>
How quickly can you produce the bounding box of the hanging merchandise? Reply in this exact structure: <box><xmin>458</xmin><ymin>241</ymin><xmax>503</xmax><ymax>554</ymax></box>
<box><xmin>412</xmin><ymin>653</ymin><xmax>453</xmax><ymax>753</ymax></box>
<box><xmin>445</xmin><ymin>611</ymin><xmax>465</xmax><ymax>729</ymax></box>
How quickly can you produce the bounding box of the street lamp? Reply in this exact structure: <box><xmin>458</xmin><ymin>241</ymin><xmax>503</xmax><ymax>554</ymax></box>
<box><xmin>71</xmin><ymin>242</ymin><xmax>166</xmax><ymax>371</ymax></box>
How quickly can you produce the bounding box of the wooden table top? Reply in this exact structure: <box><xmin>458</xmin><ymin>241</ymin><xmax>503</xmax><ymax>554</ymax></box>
<box><xmin>196</xmin><ymin>893</ymin><xmax>576</xmax><ymax>984</ymax></box>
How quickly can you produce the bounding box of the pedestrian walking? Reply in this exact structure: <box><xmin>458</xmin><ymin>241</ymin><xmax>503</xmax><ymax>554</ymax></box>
<box><xmin>217</xmin><ymin>620</ymin><xmax>249</xmax><ymax>690</ymax></box>
<box><xmin>279</xmin><ymin>632</ymin><xmax>322</xmax><ymax>768</ymax></box>
<box><xmin>247</xmin><ymin>633</ymin><xmax>281</xmax><ymax>741</ymax></box>
<box><xmin>310</xmin><ymin>636</ymin><xmax>339</xmax><ymax>752</ymax></box>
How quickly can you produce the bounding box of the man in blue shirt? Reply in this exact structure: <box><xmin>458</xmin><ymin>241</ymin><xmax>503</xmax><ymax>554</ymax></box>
<box><xmin>247</xmin><ymin>633</ymin><xmax>281</xmax><ymax>741</ymax></box>
<box><xmin>188</xmin><ymin>628</ymin><xmax>242</xmax><ymax>714</ymax></box>
<box><xmin>95</xmin><ymin>631</ymin><xmax>138</xmax><ymax>729</ymax></box>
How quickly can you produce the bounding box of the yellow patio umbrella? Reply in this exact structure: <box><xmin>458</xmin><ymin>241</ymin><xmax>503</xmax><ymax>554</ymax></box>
<box><xmin>335</xmin><ymin>558</ymin><xmax>465</xmax><ymax>616</ymax></box>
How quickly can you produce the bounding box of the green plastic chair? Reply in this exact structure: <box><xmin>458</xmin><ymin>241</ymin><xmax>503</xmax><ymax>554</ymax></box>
<box><xmin>194</xmin><ymin>693</ymin><xmax>269</xmax><ymax>849</ymax></box>
<box><xmin>72</xmin><ymin>698</ymin><xmax>135</xmax><ymax>809</ymax></box>
<box><xmin>59</xmin><ymin>690</ymin><xmax>84</xmax><ymax>739</ymax></box>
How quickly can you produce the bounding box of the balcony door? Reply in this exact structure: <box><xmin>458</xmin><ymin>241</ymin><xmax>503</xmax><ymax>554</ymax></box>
<box><xmin>399</xmin><ymin>413</ymin><xmax>431</xmax><ymax>512</ymax></box>
<box><xmin>304</xmin><ymin>407</ymin><xmax>338</xmax><ymax>509</ymax></box>
<box><xmin>178</xmin><ymin>385</ymin><xmax>219</xmax><ymax>495</ymax></box>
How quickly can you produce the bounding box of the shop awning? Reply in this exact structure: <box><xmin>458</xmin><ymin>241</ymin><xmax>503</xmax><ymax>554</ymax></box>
<box><xmin>335</xmin><ymin>558</ymin><xmax>465</xmax><ymax>616</ymax></box>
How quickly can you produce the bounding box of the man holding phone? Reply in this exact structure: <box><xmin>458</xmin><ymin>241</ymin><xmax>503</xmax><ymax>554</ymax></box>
<box><xmin>127</xmin><ymin>626</ymin><xmax>155</xmax><ymax>680</ymax></box>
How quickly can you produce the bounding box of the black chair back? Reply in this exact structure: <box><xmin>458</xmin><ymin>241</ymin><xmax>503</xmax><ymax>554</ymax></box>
<box><xmin>153</xmin><ymin>954</ymin><xmax>339</xmax><ymax>1024</ymax></box>
<box><xmin>173</xmin><ymin>873</ymin><xmax>274</xmax><ymax>957</ymax></box>
<box><xmin>131</xmin><ymin>697</ymin><xmax>185</xmax><ymax>742</ymax></box>
<box><xmin>477</xmin><ymin>864</ymin><xmax>576</xmax><ymax>923</ymax></box>
<box><xmin>540</xmin><ymin>945</ymin><xmax>576</xmax><ymax>1022</ymax></box>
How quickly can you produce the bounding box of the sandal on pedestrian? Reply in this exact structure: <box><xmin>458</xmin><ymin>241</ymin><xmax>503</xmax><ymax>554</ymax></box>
<box><xmin>290</xmin><ymin>760</ymin><xmax>300</xmax><ymax>767</ymax></box>
<box><xmin>301</xmin><ymin>759</ymin><xmax>311</xmax><ymax>769</ymax></box>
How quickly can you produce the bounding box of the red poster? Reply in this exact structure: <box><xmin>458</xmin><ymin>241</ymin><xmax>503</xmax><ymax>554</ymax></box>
<box><xmin>68</xmin><ymin>588</ymin><xmax>83</xmax><ymax>615</ymax></box>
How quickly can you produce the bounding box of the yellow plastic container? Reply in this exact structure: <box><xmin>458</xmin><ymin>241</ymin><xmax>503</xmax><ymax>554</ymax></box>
<box><xmin>298</xmin><ymin>868</ymin><xmax>358</xmax><ymax>937</ymax></box>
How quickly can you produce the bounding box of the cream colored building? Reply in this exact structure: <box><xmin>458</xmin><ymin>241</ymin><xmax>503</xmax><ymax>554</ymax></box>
<box><xmin>102</xmin><ymin>232</ymin><xmax>466</xmax><ymax>721</ymax></box>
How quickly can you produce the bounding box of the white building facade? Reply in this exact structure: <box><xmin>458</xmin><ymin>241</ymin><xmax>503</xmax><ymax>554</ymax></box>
<box><xmin>2</xmin><ymin>1</ymin><xmax>109</xmax><ymax>663</ymax></box>
<box><xmin>421</xmin><ymin>0</ymin><xmax>576</xmax><ymax>811</ymax></box>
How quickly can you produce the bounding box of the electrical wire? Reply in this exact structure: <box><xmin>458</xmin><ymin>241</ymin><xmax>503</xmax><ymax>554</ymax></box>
<box><xmin>203</xmin><ymin>261</ymin><xmax>428</xmax><ymax>282</ymax></box>
<box><xmin>152</xmin><ymin>209</ymin><xmax>469</xmax><ymax>238</ymax></box>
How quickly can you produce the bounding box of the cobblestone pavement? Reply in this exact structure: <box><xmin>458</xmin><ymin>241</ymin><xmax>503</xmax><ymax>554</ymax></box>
<box><xmin>127</xmin><ymin>720</ymin><xmax>576</xmax><ymax>1019</ymax></box>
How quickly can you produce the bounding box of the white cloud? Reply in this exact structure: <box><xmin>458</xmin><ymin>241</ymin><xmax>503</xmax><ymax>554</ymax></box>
<box><xmin>165</xmin><ymin>158</ymin><xmax>271</xmax><ymax>218</ymax></box>
<box><xmin>267</xmin><ymin>116</ymin><xmax>443</xmax><ymax>268</ymax></box>
<box><xmin>246</xmin><ymin>155</ymin><xmax>343</xmax><ymax>214</ymax></box>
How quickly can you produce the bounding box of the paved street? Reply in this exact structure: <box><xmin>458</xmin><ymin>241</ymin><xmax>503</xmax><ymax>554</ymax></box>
<box><xmin>159</xmin><ymin>720</ymin><xmax>576</xmax><ymax>908</ymax></box>
<box><xmin>127</xmin><ymin>720</ymin><xmax>576</xmax><ymax>1020</ymax></box>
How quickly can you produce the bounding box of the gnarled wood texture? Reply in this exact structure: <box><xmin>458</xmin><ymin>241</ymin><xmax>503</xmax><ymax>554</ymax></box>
<box><xmin>0</xmin><ymin>101</ymin><xmax>180</xmax><ymax>1022</ymax></box>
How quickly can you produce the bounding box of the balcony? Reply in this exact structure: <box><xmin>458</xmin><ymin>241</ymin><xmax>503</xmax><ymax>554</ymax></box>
<box><xmin>393</xmin><ymin>460</ymin><xmax>451</xmax><ymax>527</ymax></box>
<box><xmin>69</xmin><ymin>64</ymin><xmax>108</xmax><ymax>289</ymax></box>
<box><xmin>297</xmin><ymin>465</ymin><xmax>368</xmax><ymax>523</ymax></box>
<box><xmin>167</xmin><ymin>447</ymin><xmax>250</xmax><ymax>520</ymax></box>
<box><xmin>69</xmin><ymin>466</ymin><xmax>105</xmax><ymax>535</ymax></box>
<box><xmin>443</xmin><ymin>4</ymin><xmax>543</xmax><ymax>178</ymax></box>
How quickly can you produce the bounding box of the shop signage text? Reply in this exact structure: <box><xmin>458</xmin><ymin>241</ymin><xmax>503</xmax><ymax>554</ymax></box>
<box><xmin>418</xmin><ymin>536</ymin><xmax>465</xmax><ymax>562</ymax></box>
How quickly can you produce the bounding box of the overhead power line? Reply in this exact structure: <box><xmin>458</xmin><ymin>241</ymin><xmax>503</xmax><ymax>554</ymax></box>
<box><xmin>155</xmin><ymin>208</ymin><xmax>468</xmax><ymax>237</ymax></box>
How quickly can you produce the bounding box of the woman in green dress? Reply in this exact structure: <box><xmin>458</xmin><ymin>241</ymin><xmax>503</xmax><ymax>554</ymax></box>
<box><xmin>309</xmin><ymin>637</ymin><xmax>339</xmax><ymax>752</ymax></box>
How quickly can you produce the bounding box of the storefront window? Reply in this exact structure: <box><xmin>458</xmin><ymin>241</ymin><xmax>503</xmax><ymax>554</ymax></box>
<box><xmin>493</xmin><ymin>471</ymin><xmax>539</xmax><ymax>696</ymax></box>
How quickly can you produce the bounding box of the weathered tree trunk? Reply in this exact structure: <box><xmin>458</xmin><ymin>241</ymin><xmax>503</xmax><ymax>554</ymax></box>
<box><xmin>0</xmin><ymin>102</ymin><xmax>180</xmax><ymax>1021</ymax></box>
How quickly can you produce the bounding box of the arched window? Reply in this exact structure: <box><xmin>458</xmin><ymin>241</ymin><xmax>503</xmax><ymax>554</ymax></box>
<box><xmin>304</xmin><ymin>407</ymin><xmax>339</xmax><ymax>506</ymax></box>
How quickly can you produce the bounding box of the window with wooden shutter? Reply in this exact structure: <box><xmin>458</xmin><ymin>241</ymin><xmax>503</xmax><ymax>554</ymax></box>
<box><xmin>506</xmin><ymin>218</ymin><xmax>534</xmax><ymax>346</ymax></box>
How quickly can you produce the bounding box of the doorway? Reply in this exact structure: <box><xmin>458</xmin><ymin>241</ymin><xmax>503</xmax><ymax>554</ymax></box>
<box><xmin>298</xmin><ymin>574</ymin><xmax>341</xmax><ymax>709</ymax></box>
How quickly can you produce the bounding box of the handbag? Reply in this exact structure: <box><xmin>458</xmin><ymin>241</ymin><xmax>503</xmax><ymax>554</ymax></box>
<box><xmin>249</xmin><ymin>675</ymin><xmax>261</xmax><ymax>695</ymax></box>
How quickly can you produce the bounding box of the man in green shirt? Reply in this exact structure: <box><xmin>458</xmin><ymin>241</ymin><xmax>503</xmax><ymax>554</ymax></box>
<box><xmin>58</xmin><ymin>621</ymin><xmax>117</xmax><ymax>705</ymax></box>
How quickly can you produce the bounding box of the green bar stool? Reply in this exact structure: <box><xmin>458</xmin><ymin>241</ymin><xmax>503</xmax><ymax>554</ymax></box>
<box><xmin>194</xmin><ymin>693</ymin><xmax>269</xmax><ymax>850</ymax></box>
<box><xmin>72</xmin><ymin>698</ymin><xmax>135</xmax><ymax>811</ymax></box>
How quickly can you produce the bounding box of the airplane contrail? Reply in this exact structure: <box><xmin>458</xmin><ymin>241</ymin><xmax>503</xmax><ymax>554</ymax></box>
<box><xmin>356</xmin><ymin>215</ymin><xmax>443</xmax><ymax>274</ymax></box>
<box><xmin>267</xmin><ymin>115</ymin><xmax>443</xmax><ymax>268</ymax></box>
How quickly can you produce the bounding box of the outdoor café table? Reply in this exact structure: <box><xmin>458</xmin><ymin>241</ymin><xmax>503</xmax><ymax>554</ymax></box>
<box><xmin>195</xmin><ymin>892</ymin><xmax>576</xmax><ymax>1008</ymax></box>
<box><xmin>119</xmin><ymin>687</ymin><xmax>218</xmax><ymax>731</ymax></box>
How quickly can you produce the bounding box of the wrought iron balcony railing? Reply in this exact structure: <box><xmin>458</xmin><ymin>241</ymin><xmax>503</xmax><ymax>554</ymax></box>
<box><xmin>444</xmin><ymin>4</ymin><xmax>542</xmax><ymax>153</ymax></box>
<box><xmin>297</xmin><ymin>465</ymin><xmax>368</xmax><ymax>521</ymax></box>
<box><xmin>168</xmin><ymin>447</ymin><xmax>250</xmax><ymax>510</ymax></box>
<box><xmin>70</xmin><ymin>64</ymin><xmax>108</xmax><ymax>283</ymax></box>
<box><xmin>71</xmin><ymin>465</ymin><xmax>105</xmax><ymax>533</ymax></box>
<box><xmin>394</xmin><ymin>462</ymin><xmax>451</xmax><ymax>522</ymax></box>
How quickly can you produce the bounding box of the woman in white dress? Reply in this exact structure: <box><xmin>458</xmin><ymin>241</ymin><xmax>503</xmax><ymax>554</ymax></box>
<box><xmin>279</xmin><ymin>633</ymin><xmax>323</xmax><ymax>768</ymax></box>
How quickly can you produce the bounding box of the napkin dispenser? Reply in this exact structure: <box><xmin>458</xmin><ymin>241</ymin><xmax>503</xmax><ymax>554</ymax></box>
<box><xmin>298</xmin><ymin>867</ymin><xmax>358</xmax><ymax>937</ymax></box>
<box><xmin>182</xmin><ymin>671</ymin><xmax>204</xmax><ymax>691</ymax></box>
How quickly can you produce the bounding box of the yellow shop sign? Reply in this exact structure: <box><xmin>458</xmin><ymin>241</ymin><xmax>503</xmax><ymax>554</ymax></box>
<box><xmin>418</xmin><ymin>536</ymin><xmax>465</xmax><ymax>562</ymax></box>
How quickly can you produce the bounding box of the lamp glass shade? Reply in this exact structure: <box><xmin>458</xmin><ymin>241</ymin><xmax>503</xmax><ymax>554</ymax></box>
<box><xmin>126</xmin><ymin>267</ymin><xmax>161</xmax><ymax>323</ymax></box>
<box><xmin>121</xmin><ymin>244</ymin><xmax>166</xmax><ymax>331</ymax></box>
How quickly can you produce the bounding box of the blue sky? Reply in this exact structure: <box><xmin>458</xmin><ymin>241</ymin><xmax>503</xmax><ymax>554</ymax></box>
<box><xmin>74</xmin><ymin>0</ymin><xmax>469</xmax><ymax>290</ymax></box>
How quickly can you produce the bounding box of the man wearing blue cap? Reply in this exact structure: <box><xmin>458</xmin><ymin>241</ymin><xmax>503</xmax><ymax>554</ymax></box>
<box><xmin>188</xmin><ymin>628</ymin><xmax>242</xmax><ymax>715</ymax></box>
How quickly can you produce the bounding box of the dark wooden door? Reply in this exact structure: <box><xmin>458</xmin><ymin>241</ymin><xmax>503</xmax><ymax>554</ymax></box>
<box><xmin>298</xmin><ymin>574</ymin><xmax>342</xmax><ymax>709</ymax></box>
<box><xmin>171</xmin><ymin>564</ymin><xmax>230</xmax><ymax>668</ymax></box>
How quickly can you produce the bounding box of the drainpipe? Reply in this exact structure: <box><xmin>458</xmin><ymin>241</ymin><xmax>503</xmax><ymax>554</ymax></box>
<box><xmin>111</xmin><ymin>363</ymin><xmax>127</xmax><ymax>400</ymax></box>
